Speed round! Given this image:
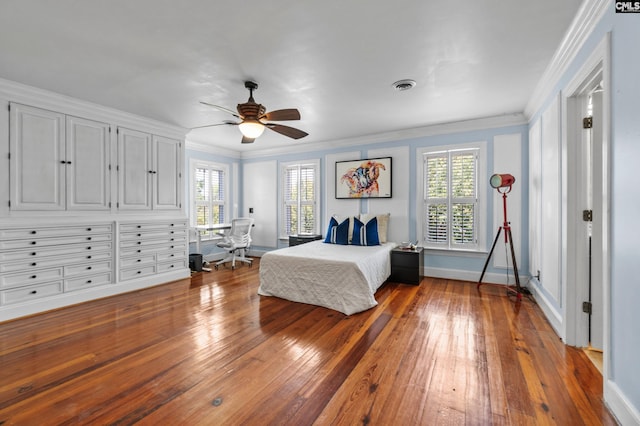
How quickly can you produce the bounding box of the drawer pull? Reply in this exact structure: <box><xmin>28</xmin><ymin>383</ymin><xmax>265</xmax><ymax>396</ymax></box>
<box><xmin>87</xmin><ymin>256</ymin><xmax>92</xmax><ymax>259</ymax></box>
<box><xmin>137</xmin><ymin>250</ymin><xmax>141</xmax><ymax>253</ymax></box>
<box><xmin>87</xmin><ymin>266</ymin><xmax>92</xmax><ymax>270</ymax></box>
<box><xmin>86</xmin><ymin>237</ymin><xmax>92</xmax><ymax>241</ymax></box>
<box><xmin>137</xmin><ymin>225</ymin><xmax>142</xmax><ymax>229</ymax></box>
<box><xmin>137</xmin><ymin>242</ymin><xmax>142</xmax><ymax>245</ymax></box>
<box><xmin>87</xmin><ymin>247</ymin><xmax>92</xmax><ymax>250</ymax></box>
<box><xmin>31</xmin><ymin>262</ymin><xmax>37</xmax><ymax>266</ymax></box>
<box><xmin>137</xmin><ymin>233</ymin><xmax>142</xmax><ymax>237</ymax></box>
<box><xmin>30</xmin><ymin>290</ymin><xmax>37</xmax><ymax>294</ymax></box>
<box><xmin>170</xmin><ymin>265</ymin><xmax>174</xmax><ymax>268</ymax></box>
<box><xmin>31</xmin><ymin>252</ymin><xmax>36</xmax><ymax>256</ymax></box>
<box><xmin>137</xmin><ymin>259</ymin><xmax>142</xmax><ymax>263</ymax></box>
<box><xmin>170</xmin><ymin>254</ymin><xmax>174</xmax><ymax>257</ymax></box>
<box><xmin>87</xmin><ymin>280</ymin><xmax>92</xmax><ymax>284</ymax></box>
<box><xmin>31</xmin><ymin>241</ymin><xmax>37</xmax><ymax>245</ymax></box>
<box><xmin>137</xmin><ymin>271</ymin><xmax>142</xmax><ymax>274</ymax></box>
<box><xmin>30</xmin><ymin>230</ymin><xmax>37</xmax><ymax>234</ymax></box>
<box><xmin>87</xmin><ymin>227</ymin><xmax>92</xmax><ymax>231</ymax></box>
<box><xmin>30</xmin><ymin>275</ymin><xmax>37</xmax><ymax>279</ymax></box>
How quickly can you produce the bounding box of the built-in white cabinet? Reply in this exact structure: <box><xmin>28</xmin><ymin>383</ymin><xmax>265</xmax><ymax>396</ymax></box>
<box><xmin>9</xmin><ymin>103</ymin><xmax>111</xmax><ymax>211</ymax></box>
<box><xmin>119</xmin><ymin>219</ymin><xmax>188</xmax><ymax>281</ymax></box>
<box><xmin>0</xmin><ymin>223</ymin><xmax>114</xmax><ymax>306</ymax></box>
<box><xmin>117</xmin><ymin>128</ymin><xmax>182</xmax><ymax>211</ymax></box>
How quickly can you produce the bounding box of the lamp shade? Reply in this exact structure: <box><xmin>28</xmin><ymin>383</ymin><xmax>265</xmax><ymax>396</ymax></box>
<box><xmin>489</xmin><ymin>173</ymin><xmax>515</xmax><ymax>189</ymax></box>
<box><xmin>238</xmin><ymin>120</ymin><xmax>265</xmax><ymax>139</ymax></box>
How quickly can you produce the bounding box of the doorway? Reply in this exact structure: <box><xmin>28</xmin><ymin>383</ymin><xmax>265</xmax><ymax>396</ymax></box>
<box><xmin>564</xmin><ymin>36</ymin><xmax>610</xmax><ymax>379</ymax></box>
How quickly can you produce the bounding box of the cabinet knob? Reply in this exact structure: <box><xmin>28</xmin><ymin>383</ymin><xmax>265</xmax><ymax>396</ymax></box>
<box><xmin>87</xmin><ymin>280</ymin><xmax>92</xmax><ymax>284</ymax></box>
<box><xmin>87</xmin><ymin>266</ymin><xmax>92</xmax><ymax>270</ymax></box>
<box><xmin>31</xmin><ymin>241</ymin><xmax>37</xmax><ymax>245</ymax></box>
<box><xmin>87</xmin><ymin>256</ymin><xmax>92</xmax><ymax>259</ymax></box>
<box><xmin>30</xmin><ymin>275</ymin><xmax>37</xmax><ymax>279</ymax></box>
<box><xmin>31</xmin><ymin>252</ymin><xmax>36</xmax><ymax>256</ymax></box>
<box><xmin>30</xmin><ymin>230</ymin><xmax>37</xmax><ymax>234</ymax></box>
<box><xmin>30</xmin><ymin>290</ymin><xmax>37</xmax><ymax>294</ymax></box>
<box><xmin>87</xmin><ymin>228</ymin><xmax>92</xmax><ymax>231</ymax></box>
<box><xmin>31</xmin><ymin>262</ymin><xmax>36</xmax><ymax>266</ymax></box>
<box><xmin>87</xmin><ymin>247</ymin><xmax>92</xmax><ymax>250</ymax></box>
<box><xmin>86</xmin><ymin>237</ymin><xmax>92</xmax><ymax>241</ymax></box>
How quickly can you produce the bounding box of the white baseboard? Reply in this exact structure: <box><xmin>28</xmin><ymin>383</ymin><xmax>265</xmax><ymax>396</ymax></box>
<box><xmin>423</xmin><ymin>266</ymin><xmax>527</xmax><ymax>286</ymax></box>
<box><xmin>605</xmin><ymin>380</ymin><xmax>640</xmax><ymax>426</ymax></box>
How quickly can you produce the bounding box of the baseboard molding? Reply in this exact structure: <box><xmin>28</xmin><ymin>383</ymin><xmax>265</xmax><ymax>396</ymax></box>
<box><xmin>527</xmin><ymin>279</ymin><xmax>564</xmax><ymax>338</ymax></box>
<box><xmin>605</xmin><ymin>380</ymin><xmax>640</xmax><ymax>426</ymax></box>
<box><xmin>423</xmin><ymin>266</ymin><xmax>525</xmax><ymax>286</ymax></box>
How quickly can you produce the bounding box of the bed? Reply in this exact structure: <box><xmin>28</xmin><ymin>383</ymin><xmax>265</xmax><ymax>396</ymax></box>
<box><xmin>258</xmin><ymin>240</ymin><xmax>396</xmax><ymax>315</ymax></box>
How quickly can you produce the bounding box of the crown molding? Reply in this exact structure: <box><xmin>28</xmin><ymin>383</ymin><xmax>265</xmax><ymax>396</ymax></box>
<box><xmin>236</xmin><ymin>112</ymin><xmax>527</xmax><ymax>159</ymax></box>
<box><xmin>524</xmin><ymin>0</ymin><xmax>609</xmax><ymax>119</ymax></box>
<box><xmin>185</xmin><ymin>138</ymin><xmax>242</xmax><ymax>159</ymax></box>
<box><xmin>0</xmin><ymin>77</ymin><xmax>188</xmax><ymax>139</ymax></box>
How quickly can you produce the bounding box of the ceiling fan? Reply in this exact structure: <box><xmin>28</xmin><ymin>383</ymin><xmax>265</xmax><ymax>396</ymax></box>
<box><xmin>194</xmin><ymin>81</ymin><xmax>308</xmax><ymax>144</ymax></box>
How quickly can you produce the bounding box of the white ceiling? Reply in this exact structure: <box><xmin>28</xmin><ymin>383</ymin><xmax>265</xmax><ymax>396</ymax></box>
<box><xmin>0</xmin><ymin>0</ymin><xmax>583</xmax><ymax>153</ymax></box>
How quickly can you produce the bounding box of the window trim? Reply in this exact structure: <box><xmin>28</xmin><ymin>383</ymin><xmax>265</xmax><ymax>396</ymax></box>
<box><xmin>189</xmin><ymin>159</ymin><xmax>229</xmax><ymax>240</ymax></box>
<box><xmin>416</xmin><ymin>142</ymin><xmax>487</xmax><ymax>252</ymax></box>
<box><xmin>279</xmin><ymin>159</ymin><xmax>321</xmax><ymax>239</ymax></box>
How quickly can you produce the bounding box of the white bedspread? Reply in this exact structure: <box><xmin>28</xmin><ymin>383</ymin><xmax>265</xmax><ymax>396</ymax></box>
<box><xmin>258</xmin><ymin>240</ymin><xmax>395</xmax><ymax>315</ymax></box>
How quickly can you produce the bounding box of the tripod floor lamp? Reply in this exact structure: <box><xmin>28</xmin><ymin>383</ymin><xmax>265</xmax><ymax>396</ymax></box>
<box><xmin>477</xmin><ymin>173</ymin><xmax>522</xmax><ymax>300</ymax></box>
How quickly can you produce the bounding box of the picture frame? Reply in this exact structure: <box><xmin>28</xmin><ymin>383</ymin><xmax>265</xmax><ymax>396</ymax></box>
<box><xmin>335</xmin><ymin>157</ymin><xmax>392</xmax><ymax>199</ymax></box>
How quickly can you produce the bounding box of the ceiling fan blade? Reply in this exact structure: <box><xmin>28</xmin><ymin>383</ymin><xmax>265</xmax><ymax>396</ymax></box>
<box><xmin>200</xmin><ymin>101</ymin><xmax>242</xmax><ymax>119</ymax></box>
<box><xmin>190</xmin><ymin>121</ymin><xmax>238</xmax><ymax>130</ymax></box>
<box><xmin>241</xmin><ymin>136</ymin><xmax>255</xmax><ymax>144</ymax></box>
<box><xmin>261</xmin><ymin>109</ymin><xmax>301</xmax><ymax>121</ymax></box>
<box><xmin>266</xmin><ymin>123</ymin><xmax>308</xmax><ymax>140</ymax></box>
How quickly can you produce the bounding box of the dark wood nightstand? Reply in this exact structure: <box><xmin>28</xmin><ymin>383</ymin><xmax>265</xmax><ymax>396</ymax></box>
<box><xmin>289</xmin><ymin>234</ymin><xmax>323</xmax><ymax>246</ymax></box>
<box><xmin>390</xmin><ymin>247</ymin><xmax>424</xmax><ymax>285</ymax></box>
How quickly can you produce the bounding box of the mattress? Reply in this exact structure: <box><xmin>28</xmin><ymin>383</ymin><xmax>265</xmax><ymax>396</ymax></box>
<box><xmin>258</xmin><ymin>240</ymin><xmax>395</xmax><ymax>315</ymax></box>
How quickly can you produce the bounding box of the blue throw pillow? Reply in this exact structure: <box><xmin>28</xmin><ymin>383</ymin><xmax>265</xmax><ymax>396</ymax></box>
<box><xmin>352</xmin><ymin>216</ymin><xmax>380</xmax><ymax>246</ymax></box>
<box><xmin>324</xmin><ymin>217</ymin><xmax>350</xmax><ymax>245</ymax></box>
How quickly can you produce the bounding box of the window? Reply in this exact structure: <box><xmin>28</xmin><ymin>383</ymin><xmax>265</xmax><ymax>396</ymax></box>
<box><xmin>419</xmin><ymin>144</ymin><xmax>485</xmax><ymax>250</ymax></box>
<box><xmin>281</xmin><ymin>160</ymin><xmax>320</xmax><ymax>238</ymax></box>
<box><xmin>190</xmin><ymin>160</ymin><xmax>229</xmax><ymax>240</ymax></box>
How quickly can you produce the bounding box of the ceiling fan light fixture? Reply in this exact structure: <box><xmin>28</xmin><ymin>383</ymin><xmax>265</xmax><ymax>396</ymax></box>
<box><xmin>238</xmin><ymin>119</ymin><xmax>265</xmax><ymax>138</ymax></box>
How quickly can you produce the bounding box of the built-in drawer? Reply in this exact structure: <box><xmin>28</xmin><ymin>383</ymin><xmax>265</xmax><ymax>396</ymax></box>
<box><xmin>119</xmin><ymin>230</ymin><xmax>178</xmax><ymax>242</ymax></box>
<box><xmin>119</xmin><ymin>235</ymin><xmax>185</xmax><ymax>249</ymax></box>
<box><xmin>120</xmin><ymin>222</ymin><xmax>186</xmax><ymax>233</ymax></box>
<box><xmin>120</xmin><ymin>254</ymin><xmax>156</xmax><ymax>268</ymax></box>
<box><xmin>157</xmin><ymin>259</ymin><xmax>187</xmax><ymax>273</ymax></box>
<box><xmin>65</xmin><ymin>272</ymin><xmax>112</xmax><ymax>291</ymax></box>
<box><xmin>120</xmin><ymin>265</ymin><xmax>156</xmax><ymax>281</ymax></box>
<box><xmin>64</xmin><ymin>261</ymin><xmax>112</xmax><ymax>277</ymax></box>
<box><xmin>156</xmin><ymin>251</ymin><xmax>185</xmax><ymax>262</ymax></box>
<box><xmin>1</xmin><ymin>281</ymin><xmax>64</xmax><ymax>305</ymax></box>
<box><xmin>0</xmin><ymin>268</ymin><xmax>64</xmax><ymax>289</ymax></box>
<box><xmin>0</xmin><ymin>224</ymin><xmax>112</xmax><ymax>240</ymax></box>
<box><xmin>0</xmin><ymin>252</ymin><xmax>113</xmax><ymax>274</ymax></box>
<box><xmin>0</xmin><ymin>234</ymin><xmax>112</xmax><ymax>251</ymax></box>
<box><xmin>0</xmin><ymin>242</ymin><xmax>112</xmax><ymax>263</ymax></box>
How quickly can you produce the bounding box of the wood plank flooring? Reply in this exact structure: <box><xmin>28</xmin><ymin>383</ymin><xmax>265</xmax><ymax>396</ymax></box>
<box><xmin>0</xmin><ymin>259</ymin><xmax>617</xmax><ymax>425</ymax></box>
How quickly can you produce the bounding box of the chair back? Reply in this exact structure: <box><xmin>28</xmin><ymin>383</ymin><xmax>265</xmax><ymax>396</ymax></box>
<box><xmin>229</xmin><ymin>217</ymin><xmax>254</xmax><ymax>248</ymax></box>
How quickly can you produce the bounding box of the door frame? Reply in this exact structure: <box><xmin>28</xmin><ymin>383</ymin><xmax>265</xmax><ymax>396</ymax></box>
<box><xmin>562</xmin><ymin>34</ymin><xmax>610</xmax><ymax>374</ymax></box>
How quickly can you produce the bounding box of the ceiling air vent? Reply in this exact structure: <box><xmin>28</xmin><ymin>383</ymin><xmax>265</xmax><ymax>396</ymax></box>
<box><xmin>392</xmin><ymin>79</ymin><xmax>417</xmax><ymax>91</ymax></box>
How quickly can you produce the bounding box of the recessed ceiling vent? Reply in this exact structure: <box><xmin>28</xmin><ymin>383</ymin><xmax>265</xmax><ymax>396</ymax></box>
<box><xmin>392</xmin><ymin>79</ymin><xmax>417</xmax><ymax>91</ymax></box>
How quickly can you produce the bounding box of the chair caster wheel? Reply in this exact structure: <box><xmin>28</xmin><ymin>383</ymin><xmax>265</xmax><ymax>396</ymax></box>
<box><xmin>214</xmin><ymin>265</ymin><xmax>219</xmax><ymax>270</ymax></box>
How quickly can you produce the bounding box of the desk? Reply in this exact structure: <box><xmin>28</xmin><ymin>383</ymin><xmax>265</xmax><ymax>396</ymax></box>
<box><xmin>194</xmin><ymin>224</ymin><xmax>231</xmax><ymax>253</ymax></box>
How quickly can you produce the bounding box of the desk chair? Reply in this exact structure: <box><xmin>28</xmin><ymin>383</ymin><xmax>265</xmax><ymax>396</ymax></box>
<box><xmin>214</xmin><ymin>218</ymin><xmax>254</xmax><ymax>270</ymax></box>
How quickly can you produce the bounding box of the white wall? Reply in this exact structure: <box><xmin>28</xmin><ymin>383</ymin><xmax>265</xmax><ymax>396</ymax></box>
<box><xmin>243</xmin><ymin>160</ymin><xmax>278</xmax><ymax>248</ymax></box>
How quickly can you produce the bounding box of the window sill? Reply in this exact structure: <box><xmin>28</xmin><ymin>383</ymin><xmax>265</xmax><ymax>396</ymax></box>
<box><xmin>421</xmin><ymin>247</ymin><xmax>488</xmax><ymax>258</ymax></box>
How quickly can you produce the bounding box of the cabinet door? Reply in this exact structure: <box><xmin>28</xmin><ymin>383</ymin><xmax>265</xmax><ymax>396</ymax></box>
<box><xmin>152</xmin><ymin>135</ymin><xmax>181</xmax><ymax>210</ymax></box>
<box><xmin>117</xmin><ymin>127</ymin><xmax>151</xmax><ymax>210</ymax></box>
<box><xmin>9</xmin><ymin>103</ymin><xmax>66</xmax><ymax>210</ymax></box>
<box><xmin>66</xmin><ymin>116</ymin><xmax>111</xmax><ymax>210</ymax></box>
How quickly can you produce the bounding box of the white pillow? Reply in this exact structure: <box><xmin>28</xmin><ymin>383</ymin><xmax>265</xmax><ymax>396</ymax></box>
<box><xmin>359</xmin><ymin>213</ymin><xmax>390</xmax><ymax>243</ymax></box>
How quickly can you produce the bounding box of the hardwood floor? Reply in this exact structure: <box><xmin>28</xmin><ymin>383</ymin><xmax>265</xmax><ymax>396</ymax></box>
<box><xmin>0</xmin><ymin>259</ymin><xmax>617</xmax><ymax>425</ymax></box>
